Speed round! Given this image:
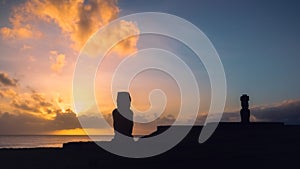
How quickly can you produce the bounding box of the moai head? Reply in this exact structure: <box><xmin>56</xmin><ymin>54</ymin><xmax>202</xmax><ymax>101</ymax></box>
<box><xmin>240</xmin><ymin>94</ymin><xmax>249</xmax><ymax>109</ymax></box>
<box><xmin>117</xmin><ymin>92</ymin><xmax>131</xmax><ymax>110</ymax></box>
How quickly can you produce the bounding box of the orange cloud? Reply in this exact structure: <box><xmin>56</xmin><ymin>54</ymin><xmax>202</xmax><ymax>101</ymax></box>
<box><xmin>110</xmin><ymin>20</ymin><xmax>140</xmax><ymax>57</ymax></box>
<box><xmin>0</xmin><ymin>78</ymin><xmax>75</xmax><ymax>122</ymax></box>
<box><xmin>0</xmin><ymin>26</ymin><xmax>33</xmax><ymax>39</ymax></box>
<box><xmin>29</xmin><ymin>0</ymin><xmax>120</xmax><ymax>50</ymax></box>
<box><xmin>83</xmin><ymin>20</ymin><xmax>140</xmax><ymax>58</ymax></box>
<box><xmin>50</xmin><ymin>51</ymin><xmax>66</xmax><ymax>73</ymax></box>
<box><xmin>0</xmin><ymin>2</ymin><xmax>43</xmax><ymax>40</ymax></box>
<box><xmin>0</xmin><ymin>88</ymin><xmax>17</xmax><ymax>99</ymax></box>
<box><xmin>10</xmin><ymin>91</ymin><xmax>56</xmax><ymax>118</ymax></box>
<box><xmin>0</xmin><ymin>0</ymin><xmax>139</xmax><ymax>56</ymax></box>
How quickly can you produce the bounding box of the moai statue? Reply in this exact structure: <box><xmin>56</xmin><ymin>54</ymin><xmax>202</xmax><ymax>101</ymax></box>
<box><xmin>112</xmin><ymin>92</ymin><xmax>134</xmax><ymax>140</ymax></box>
<box><xmin>240</xmin><ymin>94</ymin><xmax>250</xmax><ymax>124</ymax></box>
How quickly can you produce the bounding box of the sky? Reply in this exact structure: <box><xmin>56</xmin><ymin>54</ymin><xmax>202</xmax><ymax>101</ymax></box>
<box><xmin>0</xmin><ymin>0</ymin><xmax>300</xmax><ymax>135</ymax></box>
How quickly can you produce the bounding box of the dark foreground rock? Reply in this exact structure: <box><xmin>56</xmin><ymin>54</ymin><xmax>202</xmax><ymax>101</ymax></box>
<box><xmin>0</xmin><ymin>122</ymin><xmax>300</xmax><ymax>169</ymax></box>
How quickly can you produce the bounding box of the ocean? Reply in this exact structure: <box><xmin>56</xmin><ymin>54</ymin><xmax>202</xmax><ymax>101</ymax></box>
<box><xmin>0</xmin><ymin>135</ymin><xmax>113</xmax><ymax>149</ymax></box>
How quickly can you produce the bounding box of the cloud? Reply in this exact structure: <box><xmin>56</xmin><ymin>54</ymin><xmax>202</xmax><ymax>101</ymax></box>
<box><xmin>21</xmin><ymin>44</ymin><xmax>32</xmax><ymax>51</ymax></box>
<box><xmin>50</xmin><ymin>51</ymin><xmax>66</xmax><ymax>73</ymax></box>
<box><xmin>0</xmin><ymin>75</ymin><xmax>84</xmax><ymax>134</ymax></box>
<box><xmin>0</xmin><ymin>89</ymin><xmax>17</xmax><ymax>98</ymax></box>
<box><xmin>0</xmin><ymin>1</ymin><xmax>43</xmax><ymax>40</ymax></box>
<box><xmin>0</xmin><ymin>86</ymin><xmax>83</xmax><ymax>134</ymax></box>
<box><xmin>52</xmin><ymin>109</ymin><xmax>81</xmax><ymax>130</ymax></box>
<box><xmin>31</xmin><ymin>0</ymin><xmax>120</xmax><ymax>50</ymax></box>
<box><xmin>77</xmin><ymin>114</ymin><xmax>112</xmax><ymax>129</ymax></box>
<box><xmin>106</xmin><ymin>20</ymin><xmax>140</xmax><ymax>57</ymax></box>
<box><xmin>0</xmin><ymin>86</ymin><xmax>57</xmax><ymax>118</ymax></box>
<box><xmin>0</xmin><ymin>112</ymin><xmax>46</xmax><ymax>134</ymax></box>
<box><xmin>9</xmin><ymin>91</ymin><xmax>57</xmax><ymax>117</ymax></box>
<box><xmin>0</xmin><ymin>72</ymin><xmax>18</xmax><ymax>87</ymax></box>
<box><xmin>0</xmin><ymin>25</ymin><xmax>38</xmax><ymax>40</ymax></box>
<box><xmin>221</xmin><ymin>99</ymin><xmax>300</xmax><ymax>124</ymax></box>
<box><xmin>251</xmin><ymin>99</ymin><xmax>300</xmax><ymax>124</ymax></box>
<box><xmin>0</xmin><ymin>0</ymin><xmax>139</xmax><ymax>55</ymax></box>
<box><xmin>151</xmin><ymin>99</ymin><xmax>300</xmax><ymax>125</ymax></box>
<box><xmin>83</xmin><ymin>20</ymin><xmax>139</xmax><ymax>58</ymax></box>
<box><xmin>0</xmin><ymin>109</ymin><xmax>81</xmax><ymax>134</ymax></box>
<box><xmin>157</xmin><ymin>114</ymin><xmax>176</xmax><ymax>125</ymax></box>
<box><xmin>1</xmin><ymin>96</ymin><xmax>299</xmax><ymax>134</ymax></box>
<box><xmin>0</xmin><ymin>2</ymin><xmax>39</xmax><ymax>40</ymax></box>
<box><xmin>28</xmin><ymin>55</ymin><xmax>36</xmax><ymax>62</ymax></box>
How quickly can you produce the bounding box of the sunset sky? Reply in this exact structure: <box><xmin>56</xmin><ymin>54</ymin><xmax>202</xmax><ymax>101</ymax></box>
<box><xmin>0</xmin><ymin>0</ymin><xmax>300</xmax><ymax>135</ymax></box>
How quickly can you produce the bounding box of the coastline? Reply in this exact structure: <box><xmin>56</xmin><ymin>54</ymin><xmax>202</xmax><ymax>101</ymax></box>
<box><xmin>1</xmin><ymin>123</ymin><xmax>299</xmax><ymax>169</ymax></box>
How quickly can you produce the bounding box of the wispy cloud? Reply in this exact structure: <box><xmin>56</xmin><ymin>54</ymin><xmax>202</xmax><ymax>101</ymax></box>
<box><xmin>21</xmin><ymin>44</ymin><xmax>32</xmax><ymax>51</ymax></box>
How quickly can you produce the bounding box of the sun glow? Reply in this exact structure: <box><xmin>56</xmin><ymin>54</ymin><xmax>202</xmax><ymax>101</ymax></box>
<box><xmin>49</xmin><ymin>128</ymin><xmax>114</xmax><ymax>135</ymax></box>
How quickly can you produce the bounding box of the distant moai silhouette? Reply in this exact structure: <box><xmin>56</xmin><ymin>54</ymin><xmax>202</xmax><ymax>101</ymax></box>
<box><xmin>240</xmin><ymin>94</ymin><xmax>250</xmax><ymax>124</ymax></box>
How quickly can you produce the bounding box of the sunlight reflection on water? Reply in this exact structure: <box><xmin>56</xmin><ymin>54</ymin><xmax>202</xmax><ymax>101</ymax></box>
<box><xmin>0</xmin><ymin>135</ymin><xmax>113</xmax><ymax>148</ymax></box>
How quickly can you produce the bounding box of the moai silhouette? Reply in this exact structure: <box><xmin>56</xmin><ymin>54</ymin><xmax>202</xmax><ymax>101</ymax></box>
<box><xmin>112</xmin><ymin>92</ymin><xmax>134</xmax><ymax>140</ymax></box>
<box><xmin>240</xmin><ymin>94</ymin><xmax>250</xmax><ymax>124</ymax></box>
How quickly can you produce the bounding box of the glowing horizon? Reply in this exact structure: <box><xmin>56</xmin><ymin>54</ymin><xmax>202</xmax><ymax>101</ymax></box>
<box><xmin>0</xmin><ymin>0</ymin><xmax>300</xmax><ymax>135</ymax></box>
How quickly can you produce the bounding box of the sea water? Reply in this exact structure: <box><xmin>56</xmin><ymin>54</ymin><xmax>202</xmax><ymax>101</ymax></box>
<box><xmin>0</xmin><ymin>135</ymin><xmax>113</xmax><ymax>148</ymax></box>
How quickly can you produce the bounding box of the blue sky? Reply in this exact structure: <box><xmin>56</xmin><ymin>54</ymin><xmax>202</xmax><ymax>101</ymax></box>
<box><xmin>119</xmin><ymin>0</ymin><xmax>300</xmax><ymax>109</ymax></box>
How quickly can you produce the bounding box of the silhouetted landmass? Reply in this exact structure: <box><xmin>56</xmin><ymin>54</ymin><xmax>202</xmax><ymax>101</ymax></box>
<box><xmin>0</xmin><ymin>122</ymin><xmax>300</xmax><ymax>169</ymax></box>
